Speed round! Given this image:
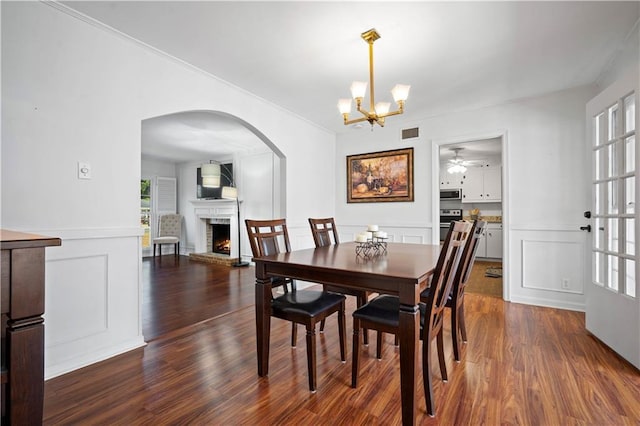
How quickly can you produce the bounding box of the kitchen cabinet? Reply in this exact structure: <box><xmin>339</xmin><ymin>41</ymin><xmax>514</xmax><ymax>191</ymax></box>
<box><xmin>461</xmin><ymin>166</ymin><xmax>501</xmax><ymax>202</ymax></box>
<box><xmin>476</xmin><ymin>223</ymin><xmax>502</xmax><ymax>259</ymax></box>
<box><xmin>439</xmin><ymin>169</ymin><xmax>464</xmax><ymax>189</ymax></box>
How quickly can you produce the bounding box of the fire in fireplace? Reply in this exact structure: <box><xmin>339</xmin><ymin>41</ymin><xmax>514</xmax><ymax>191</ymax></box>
<box><xmin>211</xmin><ymin>223</ymin><xmax>231</xmax><ymax>255</ymax></box>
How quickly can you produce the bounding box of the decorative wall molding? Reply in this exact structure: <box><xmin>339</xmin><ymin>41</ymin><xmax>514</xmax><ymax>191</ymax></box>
<box><xmin>10</xmin><ymin>227</ymin><xmax>144</xmax><ymax>240</ymax></box>
<box><xmin>509</xmin><ymin>229</ymin><xmax>587</xmax><ymax>312</ymax></box>
<box><xmin>42</xmin><ymin>229</ymin><xmax>145</xmax><ymax>380</ymax></box>
<box><xmin>45</xmin><ymin>254</ymin><xmax>109</xmax><ymax>346</ymax></box>
<box><xmin>522</xmin><ymin>239</ymin><xmax>584</xmax><ymax>294</ymax></box>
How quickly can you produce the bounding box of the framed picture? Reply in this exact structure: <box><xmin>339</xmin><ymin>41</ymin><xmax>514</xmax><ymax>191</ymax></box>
<box><xmin>347</xmin><ymin>148</ymin><xmax>414</xmax><ymax>203</ymax></box>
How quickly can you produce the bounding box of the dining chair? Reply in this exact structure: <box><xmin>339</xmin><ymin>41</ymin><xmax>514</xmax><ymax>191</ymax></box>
<box><xmin>152</xmin><ymin>214</ymin><xmax>181</xmax><ymax>257</ymax></box>
<box><xmin>351</xmin><ymin>220</ymin><xmax>470</xmax><ymax>416</ymax></box>
<box><xmin>245</xmin><ymin>218</ymin><xmax>347</xmax><ymax>392</ymax></box>
<box><xmin>308</xmin><ymin>217</ymin><xmax>371</xmax><ymax>345</ymax></box>
<box><xmin>422</xmin><ymin>220</ymin><xmax>486</xmax><ymax>361</ymax></box>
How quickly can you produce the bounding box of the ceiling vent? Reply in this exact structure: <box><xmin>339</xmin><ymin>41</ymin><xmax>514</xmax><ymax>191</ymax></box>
<box><xmin>401</xmin><ymin>127</ymin><xmax>419</xmax><ymax>140</ymax></box>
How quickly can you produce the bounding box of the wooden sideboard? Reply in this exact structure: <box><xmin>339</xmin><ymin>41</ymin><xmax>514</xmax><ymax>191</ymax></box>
<box><xmin>1</xmin><ymin>230</ymin><xmax>61</xmax><ymax>425</ymax></box>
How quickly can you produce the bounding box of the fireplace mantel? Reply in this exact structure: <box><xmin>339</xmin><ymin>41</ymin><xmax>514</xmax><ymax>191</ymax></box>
<box><xmin>189</xmin><ymin>199</ymin><xmax>238</xmax><ymax>256</ymax></box>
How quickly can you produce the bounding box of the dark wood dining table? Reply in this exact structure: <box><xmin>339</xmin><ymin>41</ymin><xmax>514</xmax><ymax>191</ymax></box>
<box><xmin>253</xmin><ymin>241</ymin><xmax>440</xmax><ymax>426</ymax></box>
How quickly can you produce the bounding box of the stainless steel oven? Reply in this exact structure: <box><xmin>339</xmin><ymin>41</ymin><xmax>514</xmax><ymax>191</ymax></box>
<box><xmin>439</xmin><ymin>209</ymin><xmax>463</xmax><ymax>241</ymax></box>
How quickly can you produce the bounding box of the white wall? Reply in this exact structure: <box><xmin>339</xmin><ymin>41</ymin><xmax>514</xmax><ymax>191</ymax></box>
<box><xmin>596</xmin><ymin>19</ymin><xmax>640</xmax><ymax>90</ymax></box>
<box><xmin>142</xmin><ymin>157</ymin><xmax>178</xmax><ymax>180</ymax></box>
<box><xmin>1</xmin><ymin>2</ymin><xmax>335</xmax><ymax>378</ymax></box>
<box><xmin>336</xmin><ymin>85</ymin><xmax>597</xmax><ymax>311</ymax></box>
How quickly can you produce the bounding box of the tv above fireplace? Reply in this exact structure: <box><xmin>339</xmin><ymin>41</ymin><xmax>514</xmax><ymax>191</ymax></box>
<box><xmin>196</xmin><ymin>163</ymin><xmax>233</xmax><ymax>199</ymax></box>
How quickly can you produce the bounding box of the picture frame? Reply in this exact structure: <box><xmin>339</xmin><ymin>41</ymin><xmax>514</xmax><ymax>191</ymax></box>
<box><xmin>347</xmin><ymin>147</ymin><xmax>414</xmax><ymax>203</ymax></box>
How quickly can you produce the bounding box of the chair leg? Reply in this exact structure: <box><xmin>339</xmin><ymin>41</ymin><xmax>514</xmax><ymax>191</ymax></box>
<box><xmin>291</xmin><ymin>323</ymin><xmax>297</xmax><ymax>347</ymax></box>
<box><xmin>451</xmin><ymin>306</ymin><xmax>461</xmax><ymax>362</ymax></box>
<box><xmin>394</xmin><ymin>334</ymin><xmax>399</xmax><ymax>346</ymax></box>
<box><xmin>358</xmin><ymin>295</ymin><xmax>369</xmax><ymax>346</ymax></box>
<box><xmin>437</xmin><ymin>330</ymin><xmax>448</xmax><ymax>382</ymax></box>
<box><xmin>338</xmin><ymin>303</ymin><xmax>346</xmax><ymax>363</ymax></box>
<box><xmin>423</xmin><ymin>339</ymin><xmax>435</xmax><ymax>417</ymax></box>
<box><xmin>320</xmin><ymin>319</ymin><xmax>326</xmax><ymax>333</ymax></box>
<box><xmin>351</xmin><ymin>318</ymin><xmax>360</xmax><ymax>388</ymax></box>
<box><xmin>153</xmin><ymin>244</ymin><xmax>156</xmax><ymax>257</ymax></box>
<box><xmin>376</xmin><ymin>331</ymin><xmax>383</xmax><ymax>360</ymax></box>
<box><xmin>175</xmin><ymin>242</ymin><xmax>179</xmax><ymax>257</ymax></box>
<box><xmin>459</xmin><ymin>302</ymin><xmax>468</xmax><ymax>342</ymax></box>
<box><xmin>305</xmin><ymin>325</ymin><xmax>317</xmax><ymax>392</ymax></box>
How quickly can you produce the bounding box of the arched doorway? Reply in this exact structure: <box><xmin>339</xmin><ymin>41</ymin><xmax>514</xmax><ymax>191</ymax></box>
<box><xmin>140</xmin><ymin>110</ymin><xmax>286</xmax><ymax>259</ymax></box>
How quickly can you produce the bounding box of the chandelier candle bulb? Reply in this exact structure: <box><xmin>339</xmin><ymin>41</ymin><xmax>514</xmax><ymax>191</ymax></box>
<box><xmin>338</xmin><ymin>98</ymin><xmax>352</xmax><ymax>114</ymax></box>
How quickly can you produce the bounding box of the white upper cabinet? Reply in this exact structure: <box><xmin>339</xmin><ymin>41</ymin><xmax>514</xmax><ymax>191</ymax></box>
<box><xmin>439</xmin><ymin>169</ymin><xmax>465</xmax><ymax>189</ymax></box>
<box><xmin>461</xmin><ymin>166</ymin><xmax>502</xmax><ymax>202</ymax></box>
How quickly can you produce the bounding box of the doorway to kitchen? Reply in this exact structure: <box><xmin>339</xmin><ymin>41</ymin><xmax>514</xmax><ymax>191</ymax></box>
<box><xmin>432</xmin><ymin>131</ymin><xmax>508</xmax><ymax>300</ymax></box>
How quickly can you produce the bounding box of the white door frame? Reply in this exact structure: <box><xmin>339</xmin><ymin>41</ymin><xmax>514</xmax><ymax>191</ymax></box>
<box><xmin>432</xmin><ymin>129</ymin><xmax>510</xmax><ymax>301</ymax></box>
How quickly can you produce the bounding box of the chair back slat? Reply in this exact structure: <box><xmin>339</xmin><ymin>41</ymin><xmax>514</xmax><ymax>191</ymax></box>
<box><xmin>453</xmin><ymin>220</ymin><xmax>487</xmax><ymax>300</ymax></box>
<box><xmin>245</xmin><ymin>219</ymin><xmax>294</xmax><ymax>292</ymax></box>
<box><xmin>245</xmin><ymin>219</ymin><xmax>291</xmax><ymax>257</ymax></box>
<box><xmin>423</xmin><ymin>221</ymin><xmax>470</xmax><ymax>336</ymax></box>
<box><xmin>308</xmin><ymin>218</ymin><xmax>339</xmax><ymax>248</ymax></box>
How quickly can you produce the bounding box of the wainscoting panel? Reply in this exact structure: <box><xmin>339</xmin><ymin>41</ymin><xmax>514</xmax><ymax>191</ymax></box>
<box><xmin>45</xmin><ymin>254</ymin><xmax>109</xmax><ymax>346</ymax></box>
<box><xmin>522</xmin><ymin>240</ymin><xmax>584</xmax><ymax>294</ymax></box>
<box><xmin>338</xmin><ymin>224</ymin><xmax>432</xmax><ymax>247</ymax></box>
<box><xmin>509</xmin><ymin>228</ymin><xmax>587</xmax><ymax>311</ymax></box>
<box><xmin>40</xmin><ymin>227</ymin><xmax>145</xmax><ymax>379</ymax></box>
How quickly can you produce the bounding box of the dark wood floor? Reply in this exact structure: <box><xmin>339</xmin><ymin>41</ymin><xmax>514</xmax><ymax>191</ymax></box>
<box><xmin>44</xmin><ymin>255</ymin><xmax>640</xmax><ymax>424</ymax></box>
<box><xmin>142</xmin><ymin>255</ymin><xmax>256</xmax><ymax>341</ymax></box>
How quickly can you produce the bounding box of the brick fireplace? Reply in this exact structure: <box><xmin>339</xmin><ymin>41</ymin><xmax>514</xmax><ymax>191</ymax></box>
<box><xmin>190</xmin><ymin>199</ymin><xmax>239</xmax><ymax>265</ymax></box>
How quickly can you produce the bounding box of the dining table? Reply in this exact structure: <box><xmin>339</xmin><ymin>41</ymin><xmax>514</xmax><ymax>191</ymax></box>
<box><xmin>253</xmin><ymin>241</ymin><xmax>441</xmax><ymax>426</ymax></box>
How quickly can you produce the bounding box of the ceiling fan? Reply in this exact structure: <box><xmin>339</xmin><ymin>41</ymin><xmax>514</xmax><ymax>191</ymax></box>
<box><xmin>446</xmin><ymin>147</ymin><xmax>478</xmax><ymax>174</ymax></box>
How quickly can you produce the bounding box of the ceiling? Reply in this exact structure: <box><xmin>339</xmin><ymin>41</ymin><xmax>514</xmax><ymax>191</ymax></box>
<box><xmin>439</xmin><ymin>137</ymin><xmax>502</xmax><ymax>164</ymax></box>
<box><xmin>142</xmin><ymin>111</ymin><xmax>268</xmax><ymax>162</ymax></box>
<box><xmin>61</xmin><ymin>1</ymin><xmax>639</xmax><ymax>162</ymax></box>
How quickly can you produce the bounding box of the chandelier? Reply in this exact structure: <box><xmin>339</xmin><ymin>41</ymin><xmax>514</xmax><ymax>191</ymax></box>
<box><xmin>338</xmin><ymin>29</ymin><xmax>410</xmax><ymax>128</ymax></box>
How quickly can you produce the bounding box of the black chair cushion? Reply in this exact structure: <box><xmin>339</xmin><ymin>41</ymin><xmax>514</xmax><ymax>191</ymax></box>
<box><xmin>272</xmin><ymin>290</ymin><xmax>345</xmax><ymax>318</ymax></box>
<box><xmin>420</xmin><ymin>287</ymin><xmax>454</xmax><ymax>307</ymax></box>
<box><xmin>353</xmin><ymin>295</ymin><xmax>426</xmax><ymax>329</ymax></box>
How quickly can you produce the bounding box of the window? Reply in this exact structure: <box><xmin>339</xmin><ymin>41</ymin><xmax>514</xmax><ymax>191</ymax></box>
<box><xmin>141</xmin><ymin>179</ymin><xmax>151</xmax><ymax>249</ymax></box>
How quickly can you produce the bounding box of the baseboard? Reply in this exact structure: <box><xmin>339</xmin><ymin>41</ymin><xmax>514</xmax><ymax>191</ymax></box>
<box><xmin>45</xmin><ymin>337</ymin><xmax>146</xmax><ymax>380</ymax></box>
<box><xmin>508</xmin><ymin>295</ymin><xmax>585</xmax><ymax>312</ymax></box>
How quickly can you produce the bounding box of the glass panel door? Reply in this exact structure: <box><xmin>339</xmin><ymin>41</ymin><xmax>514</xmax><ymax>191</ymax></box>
<box><xmin>586</xmin><ymin>69</ymin><xmax>639</xmax><ymax>369</ymax></box>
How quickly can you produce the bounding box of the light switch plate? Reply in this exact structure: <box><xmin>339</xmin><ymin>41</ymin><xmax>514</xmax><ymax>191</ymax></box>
<box><xmin>78</xmin><ymin>162</ymin><xmax>91</xmax><ymax>179</ymax></box>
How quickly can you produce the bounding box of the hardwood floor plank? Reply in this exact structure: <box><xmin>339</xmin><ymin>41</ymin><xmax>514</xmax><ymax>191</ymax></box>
<box><xmin>44</xmin><ymin>258</ymin><xmax>640</xmax><ymax>425</ymax></box>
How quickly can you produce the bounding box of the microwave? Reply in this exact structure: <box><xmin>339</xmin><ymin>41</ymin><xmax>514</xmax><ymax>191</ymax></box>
<box><xmin>440</xmin><ymin>188</ymin><xmax>462</xmax><ymax>200</ymax></box>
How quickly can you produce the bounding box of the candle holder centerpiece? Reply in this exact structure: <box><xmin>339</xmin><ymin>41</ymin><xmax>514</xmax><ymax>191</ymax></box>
<box><xmin>355</xmin><ymin>225</ymin><xmax>388</xmax><ymax>258</ymax></box>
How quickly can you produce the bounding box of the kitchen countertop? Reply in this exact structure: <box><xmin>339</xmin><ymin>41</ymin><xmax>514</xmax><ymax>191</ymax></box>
<box><xmin>463</xmin><ymin>215</ymin><xmax>502</xmax><ymax>223</ymax></box>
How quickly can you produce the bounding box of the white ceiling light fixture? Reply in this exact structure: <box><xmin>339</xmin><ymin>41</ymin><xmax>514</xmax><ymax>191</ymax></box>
<box><xmin>447</xmin><ymin>148</ymin><xmax>467</xmax><ymax>174</ymax></box>
<box><xmin>338</xmin><ymin>28</ymin><xmax>410</xmax><ymax>129</ymax></box>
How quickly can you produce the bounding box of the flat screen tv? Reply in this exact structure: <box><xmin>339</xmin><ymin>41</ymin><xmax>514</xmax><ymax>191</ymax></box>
<box><xmin>196</xmin><ymin>163</ymin><xmax>233</xmax><ymax>199</ymax></box>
